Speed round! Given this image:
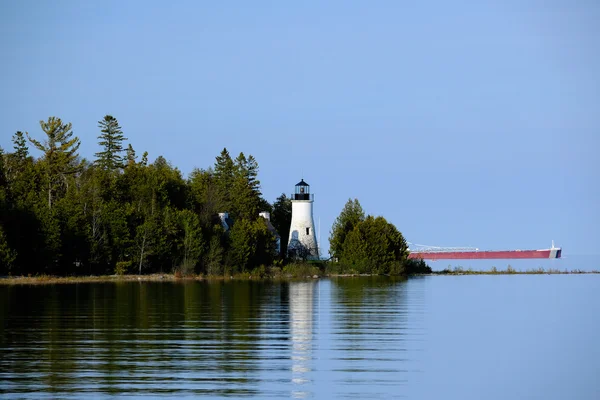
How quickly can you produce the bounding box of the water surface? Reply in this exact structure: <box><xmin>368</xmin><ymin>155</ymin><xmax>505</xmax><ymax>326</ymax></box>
<box><xmin>1</xmin><ymin>276</ymin><xmax>598</xmax><ymax>399</ymax></box>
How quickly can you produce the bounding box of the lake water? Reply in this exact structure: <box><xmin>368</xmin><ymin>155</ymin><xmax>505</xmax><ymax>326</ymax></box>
<box><xmin>1</xmin><ymin>274</ymin><xmax>599</xmax><ymax>399</ymax></box>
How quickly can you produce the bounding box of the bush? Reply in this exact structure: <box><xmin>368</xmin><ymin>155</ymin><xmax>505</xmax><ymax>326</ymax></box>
<box><xmin>324</xmin><ymin>261</ymin><xmax>359</xmax><ymax>275</ymax></box>
<box><xmin>115</xmin><ymin>261</ymin><xmax>131</xmax><ymax>276</ymax></box>
<box><xmin>283</xmin><ymin>263</ymin><xmax>321</xmax><ymax>278</ymax></box>
<box><xmin>173</xmin><ymin>261</ymin><xmax>195</xmax><ymax>278</ymax></box>
<box><xmin>404</xmin><ymin>258</ymin><xmax>431</xmax><ymax>275</ymax></box>
<box><xmin>251</xmin><ymin>265</ymin><xmax>267</xmax><ymax>279</ymax></box>
<box><xmin>389</xmin><ymin>262</ymin><xmax>405</xmax><ymax>276</ymax></box>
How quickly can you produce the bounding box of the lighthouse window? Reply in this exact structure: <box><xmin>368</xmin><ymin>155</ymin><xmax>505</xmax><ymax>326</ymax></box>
<box><xmin>306</xmin><ymin>227</ymin><xmax>310</xmax><ymax>235</ymax></box>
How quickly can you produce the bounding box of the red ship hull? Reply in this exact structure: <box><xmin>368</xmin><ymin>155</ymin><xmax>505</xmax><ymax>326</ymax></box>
<box><xmin>408</xmin><ymin>248</ymin><xmax>562</xmax><ymax>260</ymax></box>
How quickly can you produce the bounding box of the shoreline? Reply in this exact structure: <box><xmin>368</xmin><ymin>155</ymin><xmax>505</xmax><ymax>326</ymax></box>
<box><xmin>1</xmin><ymin>269</ymin><xmax>599</xmax><ymax>285</ymax></box>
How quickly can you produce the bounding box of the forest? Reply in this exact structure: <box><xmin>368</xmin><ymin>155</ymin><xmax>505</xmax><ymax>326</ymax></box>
<box><xmin>0</xmin><ymin>115</ymin><xmax>429</xmax><ymax>277</ymax></box>
<box><xmin>0</xmin><ymin>115</ymin><xmax>292</xmax><ymax>276</ymax></box>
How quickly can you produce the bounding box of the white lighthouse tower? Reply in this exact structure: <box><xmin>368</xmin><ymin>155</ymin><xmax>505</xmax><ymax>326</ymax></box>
<box><xmin>288</xmin><ymin>179</ymin><xmax>319</xmax><ymax>260</ymax></box>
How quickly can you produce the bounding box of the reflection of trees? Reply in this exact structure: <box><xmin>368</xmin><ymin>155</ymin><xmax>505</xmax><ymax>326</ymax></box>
<box><xmin>329</xmin><ymin>276</ymin><xmax>413</xmax><ymax>395</ymax></box>
<box><xmin>0</xmin><ymin>280</ymin><xmax>274</xmax><ymax>397</ymax></box>
<box><xmin>332</xmin><ymin>276</ymin><xmax>408</xmax><ymax>327</ymax></box>
<box><xmin>289</xmin><ymin>281</ymin><xmax>316</xmax><ymax>398</ymax></box>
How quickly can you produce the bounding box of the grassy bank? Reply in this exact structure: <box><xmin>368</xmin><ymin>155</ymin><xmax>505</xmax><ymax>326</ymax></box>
<box><xmin>0</xmin><ymin>273</ymin><xmax>178</xmax><ymax>285</ymax></box>
<box><xmin>431</xmin><ymin>266</ymin><xmax>600</xmax><ymax>275</ymax></box>
<box><xmin>2</xmin><ymin>264</ymin><xmax>598</xmax><ymax>285</ymax></box>
<box><xmin>0</xmin><ymin>263</ymin><xmax>326</xmax><ymax>285</ymax></box>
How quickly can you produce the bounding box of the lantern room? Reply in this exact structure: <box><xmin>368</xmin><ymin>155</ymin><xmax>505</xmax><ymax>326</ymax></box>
<box><xmin>294</xmin><ymin>179</ymin><xmax>311</xmax><ymax>200</ymax></box>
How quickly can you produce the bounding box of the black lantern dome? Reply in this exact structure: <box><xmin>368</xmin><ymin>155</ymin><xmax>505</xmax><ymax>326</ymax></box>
<box><xmin>294</xmin><ymin>179</ymin><xmax>311</xmax><ymax>200</ymax></box>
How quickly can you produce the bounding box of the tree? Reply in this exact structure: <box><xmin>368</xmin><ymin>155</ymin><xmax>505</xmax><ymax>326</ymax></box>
<box><xmin>228</xmin><ymin>218</ymin><xmax>276</xmax><ymax>273</ymax></box>
<box><xmin>140</xmin><ymin>151</ymin><xmax>148</xmax><ymax>166</ymax></box>
<box><xmin>213</xmin><ymin>148</ymin><xmax>234</xmax><ymax>212</ymax></box>
<box><xmin>12</xmin><ymin>131</ymin><xmax>29</xmax><ymax>161</ymax></box>
<box><xmin>126</xmin><ymin>144</ymin><xmax>137</xmax><ymax>166</ymax></box>
<box><xmin>4</xmin><ymin>131</ymin><xmax>31</xmax><ymax>183</ymax></box>
<box><xmin>95</xmin><ymin>115</ymin><xmax>127</xmax><ymax>171</ymax></box>
<box><xmin>204</xmin><ymin>225</ymin><xmax>225</xmax><ymax>276</ymax></box>
<box><xmin>0</xmin><ymin>223</ymin><xmax>17</xmax><ymax>273</ymax></box>
<box><xmin>177</xmin><ymin>209</ymin><xmax>204</xmax><ymax>274</ymax></box>
<box><xmin>340</xmin><ymin>215</ymin><xmax>408</xmax><ymax>274</ymax></box>
<box><xmin>271</xmin><ymin>193</ymin><xmax>292</xmax><ymax>257</ymax></box>
<box><xmin>230</xmin><ymin>152</ymin><xmax>261</xmax><ymax>221</ymax></box>
<box><xmin>188</xmin><ymin>168</ymin><xmax>220</xmax><ymax>228</ymax></box>
<box><xmin>329</xmin><ymin>198</ymin><xmax>365</xmax><ymax>259</ymax></box>
<box><xmin>135</xmin><ymin>218</ymin><xmax>155</xmax><ymax>274</ymax></box>
<box><xmin>0</xmin><ymin>147</ymin><xmax>7</xmax><ymax>194</ymax></box>
<box><xmin>26</xmin><ymin>117</ymin><xmax>81</xmax><ymax>209</ymax></box>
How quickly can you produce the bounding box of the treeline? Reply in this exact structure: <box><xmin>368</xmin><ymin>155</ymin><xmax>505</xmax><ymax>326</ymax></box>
<box><xmin>0</xmin><ymin>115</ymin><xmax>292</xmax><ymax>276</ymax></box>
<box><xmin>328</xmin><ymin>199</ymin><xmax>431</xmax><ymax>275</ymax></box>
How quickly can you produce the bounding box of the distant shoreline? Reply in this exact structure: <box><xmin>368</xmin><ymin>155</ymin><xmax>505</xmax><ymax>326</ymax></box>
<box><xmin>1</xmin><ymin>268</ymin><xmax>599</xmax><ymax>285</ymax></box>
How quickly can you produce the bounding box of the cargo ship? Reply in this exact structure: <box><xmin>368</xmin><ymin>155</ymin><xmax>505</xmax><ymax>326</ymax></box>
<box><xmin>408</xmin><ymin>241</ymin><xmax>562</xmax><ymax>260</ymax></box>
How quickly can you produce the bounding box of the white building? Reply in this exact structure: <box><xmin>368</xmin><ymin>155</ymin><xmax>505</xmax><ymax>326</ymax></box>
<box><xmin>287</xmin><ymin>179</ymin><xmax>319</xmax><ymax>260</ymax></box>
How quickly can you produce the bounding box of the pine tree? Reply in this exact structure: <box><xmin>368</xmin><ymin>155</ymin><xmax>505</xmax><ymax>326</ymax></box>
<box><xmin>0</xmin><ymin>147</ymin><xmax>7</xmax><ymax>213</ymax></box>
<box><xmin>229</xmin><ymin>152</ymin><xmax>262</xmax><ymax>221</ymax></box>
<box><xmin>329</xmin><ymin>198</ymin><xmax>365</xmax><ymax>259</ymax></box>
<box><xmin>126</xmin><ymin>144</ymin><xmax>137</xmax><ymax>166</ymax></box>
<box><xmin>95</xmin><ymin>115</ymin><xmax>127</xmax><ymax>171</ymax></box>
<box><xmin>0</xmin><ymin>147</ymin><xmax>6</xmax><ymax>191</ymax></box>
<box><xmin>0</xmin><ymin>224</ymin><xmax>17</xmax><ymax>273</ymax></box>
<box><xmin>271</xmin><ymin>193</ymin><xmax>292</xmax><ymax>257</ymax></box>
<box><xmin>213</xmin><ymin>148</ymin><xmax>234</xmax><ymax>212</ymax></box>
<box><xmin>177</xmin><ymin>209</ymin><xmax>204</xmax><ymax>274</ymax></box>
<box><xmin>12</xmin><ymin>131</ymin><xmax>29</xmax><ymax>161</ymax></box>
<box><xmin>340</xmin><ymin>216</ymin><xmax>408</xmax><ymax>275</ymax></box>
<box><xmin>27</xmin><ymin>117</ymin><xmax>81</xmax><ymax>209</ymax></box>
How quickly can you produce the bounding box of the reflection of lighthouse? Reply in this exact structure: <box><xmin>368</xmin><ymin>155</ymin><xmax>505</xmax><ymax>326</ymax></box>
<box><xmin>289</xmin><ymin>281</ymin><xmax>316</xmax><ymax>396</ymax></box>
<box><xmin>288</xmin><ymin>179</ymin><xmax>319</xmax><ymax>260</ymax></box>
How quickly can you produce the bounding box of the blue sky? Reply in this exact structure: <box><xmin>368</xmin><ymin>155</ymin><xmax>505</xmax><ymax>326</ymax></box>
<box><xmin>1</xmin><ymin>1</ymin><xmax>598</xmax><ymax>255</ymax></box>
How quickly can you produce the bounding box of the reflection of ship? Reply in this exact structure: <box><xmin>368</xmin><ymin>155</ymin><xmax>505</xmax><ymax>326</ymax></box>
<box><xmin>289</xmin><ymin>282</ymin><xmax>315</xmax><ymax>396</ymax></box>
<box><xmin>408</xmin><ymin>241</ymin><xmax>562</xmax><ymax>260</ymax></box>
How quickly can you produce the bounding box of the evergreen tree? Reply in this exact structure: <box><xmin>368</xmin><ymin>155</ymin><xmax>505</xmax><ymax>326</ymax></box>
<box><xmin>26</xmin><ymin>117</ymin><xmax>81</xmax><ymax>209</ymax></box>
<box><xmin>188</xmin><ymin>168</ymin><xmax>220</xmax><ymax>228</ymax></box>
<box><xmin>95</xmin><ymin>115</ymin><xmax>127</xmax><ymax>171</ymax></box>
<box><xmin>204</xmin><ymin>228</ymin><xmax>224</xmax><ymax>276</ymax></box>
<box><xmin>0</xmin><ymin>147</ymin><xmax>6</xmax><ymax>193</ymax></box>
<box><xmin>0</xmin><ymin>224</ymin><xmax>17</xmax><ymax>273</ymax></box>
<box><xmin>213</xmin><ymin>148</ymin><xmax>234</xmax><ymax>212</ymax></box>
<box><xmin>126</xmin><ymin>144</ymin><xmax>137</xmax><ymax>166</ymax></box>
<box><xmin>12</xmin><ymin>131</ymin><xmax>29</xmax><ymax>161</ymax></box>
<box><xmin>329</xmin><ymin>198</ymin><xmax>365</xmax><ymax>259</ymax></box>
<box><xmin>140</xmin><ymin>151</ymin><xmax>148</xmax><ymax>166</ymax></box>
<box><xmin>230</xmin><ymin>152</ymin><xmax>261</xmax><ymax>221</ymax></box>
<box><xmin>4</xmin><ymin>131</ymin><xmax>30</xmax><ymax>183</ymax></box>
<box><xmin>271</xmin><ymin>193</ymin><xmax>292</xmax><ymax>257</ymax></box>
<box><xmin>177</xmin><ymin>209</ymin><xmax>204</xmax><ymax>274</ymax></box>
<box><xmin>228</xmin><ymin>218</ymin><xmax>275</xmax><ymax>273</ymax></box>
<box><xmin>340</xmin><ymin>215</ymin><xmax>408</xmax><ymax>275</ymax></box>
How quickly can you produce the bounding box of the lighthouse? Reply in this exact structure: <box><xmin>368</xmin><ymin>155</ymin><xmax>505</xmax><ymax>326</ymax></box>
<box><xmin>288</xmin><ymin>179</ymin><xmax>319</xmax><ymax>260</ymax></box>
